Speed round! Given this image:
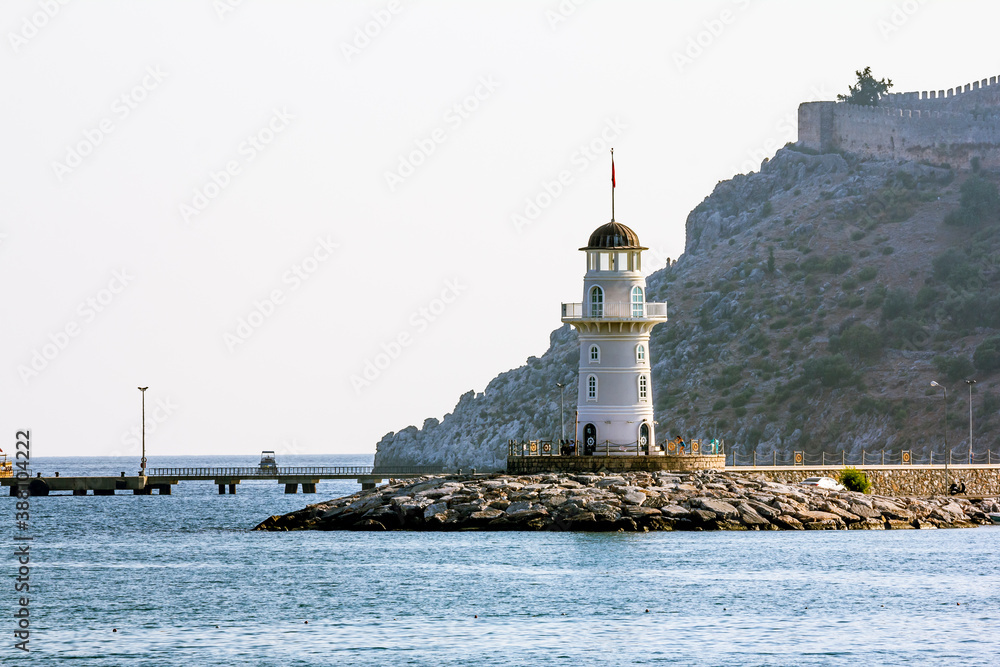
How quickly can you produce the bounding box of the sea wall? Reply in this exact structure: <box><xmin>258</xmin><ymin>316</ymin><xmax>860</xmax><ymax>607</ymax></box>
<box><xmin>750</xmin><ymin>466</ymin><xmax>1000</xmax><ymax>497</ymax></box>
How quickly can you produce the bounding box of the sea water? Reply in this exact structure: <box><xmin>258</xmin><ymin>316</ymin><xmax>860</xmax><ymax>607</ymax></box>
<box><xmin>3</xmin><ymin>455</ymin><xmax>999</xmax><ymax>666</ymax></box>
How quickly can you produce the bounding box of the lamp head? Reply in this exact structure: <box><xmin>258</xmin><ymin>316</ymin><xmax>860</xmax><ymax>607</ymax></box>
<box><xmin>966</xmin><ymin>379</ymin><xmax>977</xmax><ymax>386</ymax></box>
<box><xmin>930</xmin><ymin>381</ymin><xmax>940</xmax><ymax>388</ymax></box>
<box><xmin>138</xmin><ymin>386</ymin><xmax>148</xmax><ymax>392</ymax></box>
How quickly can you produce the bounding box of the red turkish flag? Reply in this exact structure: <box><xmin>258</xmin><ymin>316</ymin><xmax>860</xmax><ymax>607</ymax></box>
<box><xmin>612</xmin><ymin>157</ymin><xmax>616</xmax><ymax>188</ymax></box>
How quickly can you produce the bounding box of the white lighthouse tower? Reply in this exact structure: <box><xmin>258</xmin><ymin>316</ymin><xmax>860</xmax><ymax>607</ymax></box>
<box><xmin>560</xmin><ymin>154</ymin><xmax>667</xmax><ymax>455</ymax></box>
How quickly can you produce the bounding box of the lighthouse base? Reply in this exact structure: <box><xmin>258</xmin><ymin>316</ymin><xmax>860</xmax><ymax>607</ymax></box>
<box><xmin>507</xmin><ymin>454</ymin><xmax>726</xmax><ymax>475</ymax></box>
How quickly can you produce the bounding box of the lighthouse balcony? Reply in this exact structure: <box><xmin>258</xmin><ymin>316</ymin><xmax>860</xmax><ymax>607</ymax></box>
<box><xmin>561</xmin><ymin>301</ymin><xmax>667</xmax><ymax>321</ymax></box>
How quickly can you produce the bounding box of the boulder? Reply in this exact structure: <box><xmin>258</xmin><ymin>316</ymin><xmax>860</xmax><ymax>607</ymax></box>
<box><xmin>622</xmin><ymin>491</ymin><xmax>647</xmax><ymax>506</ymax></box>
<box><xmin>660</xmin><ymin>505</ymin><xmax>693</xmax><ymax>519</ymax></box>
<box><xmin>505</xmin><ymin>500</ymin><xmax>533</xmax><ymax>515</ymax></box>
<box><xmin>469</xmin><ymin>508</ymin><xmax>504</xmax><ymax>522</ymax></box>
<box><xmin>771</xmin><ymin>515</ymin><xmax>804</xmax><ymax>530</ymax></box>
<box><xmin>693</xmin><ymin>498</ymin><xmax>740</xmax><ymax>520</ymax></box>
<box><xmin>423</xmin><ymin>502</ymin><xmax>448</xmax><ymax>520</ymax></box>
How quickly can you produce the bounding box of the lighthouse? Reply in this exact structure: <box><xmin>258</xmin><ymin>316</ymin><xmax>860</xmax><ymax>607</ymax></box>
<box><xmin>560</xmin><ymin>154</ymin><xmax>668</xmax><ymax>455</ymax></box>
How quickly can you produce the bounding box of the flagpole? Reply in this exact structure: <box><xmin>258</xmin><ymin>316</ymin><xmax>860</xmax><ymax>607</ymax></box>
<box><xmin>611</xmin><ymin>148</ymin><xmax>615</xmax><ymax>222</ymax></box>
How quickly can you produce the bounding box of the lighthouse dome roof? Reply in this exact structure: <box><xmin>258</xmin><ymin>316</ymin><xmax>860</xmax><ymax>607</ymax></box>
<box><xmin>582</xmin><ymin>221</ymin><xmax>645</xmax><ymax>250</ymax></box>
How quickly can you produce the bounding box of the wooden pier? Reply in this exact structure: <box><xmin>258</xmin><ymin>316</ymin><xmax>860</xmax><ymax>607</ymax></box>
<box><xmin>2</xmin><ymin>466</ymin><xmax>445</xmax><ymax>496</ymax></box>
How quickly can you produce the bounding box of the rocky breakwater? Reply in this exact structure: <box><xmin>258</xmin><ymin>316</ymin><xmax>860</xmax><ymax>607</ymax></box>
<box><xmin>253</xmin><ymin>471</ymin><xmax>996</xmax><ymax>532</ymax></box>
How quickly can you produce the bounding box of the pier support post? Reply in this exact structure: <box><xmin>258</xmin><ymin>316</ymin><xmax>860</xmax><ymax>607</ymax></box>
<box><xmin>94</xmin><ymin>489</ymin><xmax>114</xmax><ymax>496</ymax></box>
<box><xmin>218</xmin><ymin>484</ymin><xmax>226</xmax><ymax>495</ymax></box>
<box><xmin>361</xmin><ymin>482</ymin><xmax>376</xmax><ymax>490</ymax></box>
<box><xmin>157</xmin><ymin>484</ymin><xmax>172</xmax><ymax>495</ymax></box>
<box><xmin>284</xmin><ymin>483</ymin><xmax>298</xmax><ymax>494</ymax></box>
<box><xmin>302</xmin><ymin>483</ymin><xmax>316</xmax><ymax>494</ymax></box>
<box><xmin>228</xmin><ymin>483</ymin><xmax>236</xmax><ymax>495</ymax></box>
<box><xmin>73</xmin><ymin>489</ymin><xmax>87</xmax><ymax>496</ymax></box>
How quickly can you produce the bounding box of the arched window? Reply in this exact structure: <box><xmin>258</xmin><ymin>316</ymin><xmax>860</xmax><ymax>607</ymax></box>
<box><xmin>589</xmin><ymin>286</ymin><xmax>604</xmax><ymax>318</ymax></box>
<box><xmin>631</xmin><ymin>286</ymin><xmax>644</xmax><ymax>318</ymax></box>
<box><xmin>636</xmin><ymin>344</ymin><xmax>646</xmax><ymax>363</ymax></box>
<box><xmin>589</xmin><ymin>344</ymin><xmax>600</xmax><ymax>363</ymax></box>
<box><xmin>587</xmin><ymin>375</ymin><xmax>598</xmax><ymax>401</ymax></box>
<box><xmin>638</xmin><ymin>375</ymin><xmax>648</xmax><ymax>401</ymax></box>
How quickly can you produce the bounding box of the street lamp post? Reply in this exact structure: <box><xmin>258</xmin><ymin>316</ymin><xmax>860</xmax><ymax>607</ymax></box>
<box><xmin>965</xmin><ymin>379</ymin><xmax>977</xmax><ymax>464</ymax></box>
<box><xmin>138</xmin><ymin>387</ymin><xmax>148</xmax><ymax>477</ymax></box>
<box><xmin>930</xmin><ymin>381</ymin><xmax>948</xmax><ymax>491</ymax></box>
<box><xmin>555</xmin><ymin>382</ymin><xmax>566</xmax><ymax>442</ymax></box>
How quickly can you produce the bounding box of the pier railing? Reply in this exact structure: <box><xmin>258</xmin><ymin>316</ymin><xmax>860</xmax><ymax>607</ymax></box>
<box><xmin>507</xmin><ymin>441</ymin><xmax>999</xmax><ymax>467</ymax></box>
<box><xmin>507</xmin><ymin>440</ymin><xmax>722</xmax><ymax>457</ymax></box>
<box><xmin>146</xmin><ymin>465</ymin><xmax>446</xmax><ymax>478</ymax></box>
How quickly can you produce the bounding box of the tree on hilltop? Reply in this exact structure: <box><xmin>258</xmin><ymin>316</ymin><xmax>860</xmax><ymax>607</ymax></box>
<box><xmin>837</xmin><ymin>66</ymin><xmax>893</xmax><ymax>106</ymax></box>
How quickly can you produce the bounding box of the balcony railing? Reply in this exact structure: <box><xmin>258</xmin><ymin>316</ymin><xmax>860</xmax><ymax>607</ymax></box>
<box><xmin>561</xmin><ymin>302</ymin><xmax>667</xmax><ymax>320</ymax></box>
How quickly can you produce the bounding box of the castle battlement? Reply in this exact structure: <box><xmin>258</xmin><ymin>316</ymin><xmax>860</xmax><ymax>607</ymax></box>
<box><xmin>881</xmin><ymin>74</ymin><xmax>1000</xmax><ymax>106</ymax></box>
<box><xmin>798</xmin><ymin>73</ymin><xmax>1000</xmax><ymax>169</ymax></box>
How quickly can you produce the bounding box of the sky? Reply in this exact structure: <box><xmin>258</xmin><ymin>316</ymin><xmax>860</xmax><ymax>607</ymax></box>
<box><xmin>4</xmin><ymin>0</ymin><xmax>999</xmax><ymax>460</ymax></box>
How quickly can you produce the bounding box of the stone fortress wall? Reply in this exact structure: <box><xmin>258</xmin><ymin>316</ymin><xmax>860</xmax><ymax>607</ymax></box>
<box><xmin>799</xmin><ymin>74</ymin><xmax>1000</xmax><ymax>169</ymax></box>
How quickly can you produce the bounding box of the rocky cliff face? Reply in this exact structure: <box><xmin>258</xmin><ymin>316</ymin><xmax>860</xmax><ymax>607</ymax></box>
<box><xmin>376</xmin><ymin>147</ymin><xmax>1000</xmax><ymax>471</ymax></box>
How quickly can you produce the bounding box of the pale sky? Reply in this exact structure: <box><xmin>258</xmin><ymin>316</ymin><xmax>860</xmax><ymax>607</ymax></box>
<box><xmin>4</xmin><ymin>0</ymin><xmax>998</xmax><ymax>459</ymax></box>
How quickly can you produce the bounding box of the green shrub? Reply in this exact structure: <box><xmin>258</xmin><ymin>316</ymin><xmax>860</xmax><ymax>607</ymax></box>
<box><xmin>838</xmin><ymin>467</ymin><xmax>872</xmax><ymax>493</ymax></box>
<box><xmin>801</xmin><ymin>354</ymin><xmax>856</xmax><ymax>388</ymax></box>
<box><xmin>944</xmin><ymin>175</ymin><xmax>1000</xmax><ymax>226</ymax></box>
<box><xmin>933</xmin><ymin>355</ymin><xmax>975</xmax><ymax>382</ymax></box>
<box><xmin>974</xmin><ymin>335</ymin><xmax>1000</xmax><ymax>373</ymax></box>
<box><xmin>827</xmin><ymin>254</ymin><xmax>853</xmax><ymax>274</ymax></box>
<box><xmin>713</xmin><ymin>365</ymin><xmax>743</xmax><ymax>389</ymax></box>
<box><xmin>730</xmin><ymin>388</ymin><xmax>755</xmax><ymax>409</ymax></box>
<box><xmin>833</xmin><ymin>323</ymin><xmax>883</xmax><ymax>362</ymax></box>
<box><xmin>761</xmin><ymin>201</ymin><xmax>774</xmax><ymax>217</ymax></box>
<box><xmin>881</xmin><ymin>288</ymin><xmax>913</xmax><ymax>321</ymax></box>
<box><xmin>858</xmin><ymin>266</ymin><xmax>878</xmax><ymax>281</ymax></box>
<box><xmin>712</xmin><ymin>400</ymin><xmax>727</xmax><ymax>411</ymax></box>
<box><xmin>843</xmin><ymin>295</ymin><xmax>864</xmax><ymax>308</ymax></box>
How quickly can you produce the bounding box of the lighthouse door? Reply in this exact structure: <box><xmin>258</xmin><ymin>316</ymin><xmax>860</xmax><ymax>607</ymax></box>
<box><xmin>583</xmin><ymin>423</ymin><xmax>597</xmax><ymax>455</ymax></box>
<box><xmin>638</xmin><ymin>423</ymin><xmax>650</xmax><ymax>454</ymax></box>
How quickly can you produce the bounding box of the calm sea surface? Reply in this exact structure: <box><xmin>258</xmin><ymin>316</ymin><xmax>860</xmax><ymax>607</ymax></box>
<box><xmin>3</xmin><ymin>454</ymin><xmax>999</xmax><ymax>666</ymax></box>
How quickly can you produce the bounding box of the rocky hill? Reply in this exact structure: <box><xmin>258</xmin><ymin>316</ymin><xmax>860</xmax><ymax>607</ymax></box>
<box><xmin>375</xmin><ymin>147</ymin><xmax>1000</xmax><ymax>471</ymax></box>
